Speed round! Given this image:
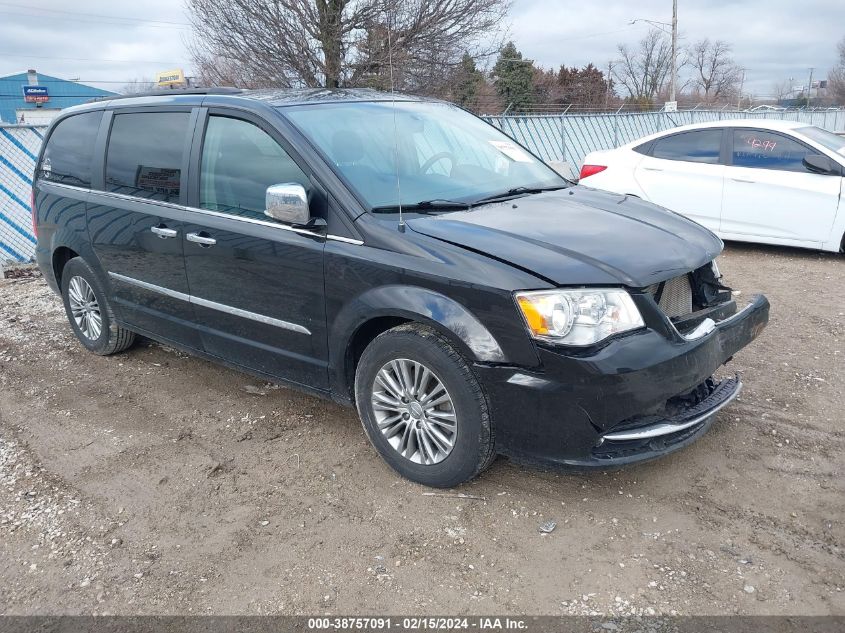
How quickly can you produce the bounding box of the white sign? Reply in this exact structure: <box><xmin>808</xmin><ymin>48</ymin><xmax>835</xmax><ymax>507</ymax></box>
<box><xmin>488</xmin><ymin>140</ymin><xmax>532</xmax><ymax>163</ymax></box>
<box><xmin>664</xmin><ymin>101</ymin><xmax>678</xmax><ymax>112</ymax></box>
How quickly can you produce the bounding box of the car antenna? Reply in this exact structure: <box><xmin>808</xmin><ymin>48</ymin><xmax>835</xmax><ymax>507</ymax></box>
<box><xmin>386</xmin><ymin>2</ymin><xmax>405</xmax><ymax>232</ymax></box>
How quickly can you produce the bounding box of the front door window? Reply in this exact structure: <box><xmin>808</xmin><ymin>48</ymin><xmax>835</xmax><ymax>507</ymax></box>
<box><xmin>200</xmin><ymin>116</ymin><xmax>309</xmax><ymax>220</ymax></box>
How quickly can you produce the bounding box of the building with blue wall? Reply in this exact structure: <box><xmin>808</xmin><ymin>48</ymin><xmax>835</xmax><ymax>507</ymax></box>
<box><xmin>0</xmin><ymin>69</ymin><xmax>115</xmax><ymax>124</ymax></box>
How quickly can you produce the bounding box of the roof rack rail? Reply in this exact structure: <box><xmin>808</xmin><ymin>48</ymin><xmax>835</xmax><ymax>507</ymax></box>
<box><xmin>88</xmin><ymin>86</ymin><xmax>243</xmax><ymax>103</ymax></box>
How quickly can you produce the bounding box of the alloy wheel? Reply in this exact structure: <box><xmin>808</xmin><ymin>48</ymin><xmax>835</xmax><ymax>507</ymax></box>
<box><xmin>67</xmin><ymin>276</ymin><xmax>102</xmax><ymax>341</ymax></box>
<box><xmin>371</xmin><ymin>359</ymin><xmax>457</xmax><ymax>465</ymax></box>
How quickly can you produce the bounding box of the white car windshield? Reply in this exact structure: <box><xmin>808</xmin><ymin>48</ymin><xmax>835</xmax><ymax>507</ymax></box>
<box><xmin>798</xmin><ymin>126</ymin><xmax>845</xmax><ymax>157</ymax></box>
<box><xmin>283</xmin><ymin>101</ymin><xmax>567</xmax><ymax>211</ymax></box>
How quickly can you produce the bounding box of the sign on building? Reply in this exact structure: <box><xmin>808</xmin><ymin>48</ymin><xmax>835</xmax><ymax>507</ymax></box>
<box><xmin>22</xmin><ymin>85</ymin><xmax>49</xmax><ymax>103</ymax></box>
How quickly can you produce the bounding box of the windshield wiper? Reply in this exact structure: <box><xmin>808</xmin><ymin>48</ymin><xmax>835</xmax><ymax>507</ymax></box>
<box><xmin>370</xmin><ymin>199</ymin><xmax>472</xmax><ymax>214</ymax></box>
<box><xmin>473</xmin><ymin>184</ymin><xmax>569</xmax><ymax>205</ymax></box>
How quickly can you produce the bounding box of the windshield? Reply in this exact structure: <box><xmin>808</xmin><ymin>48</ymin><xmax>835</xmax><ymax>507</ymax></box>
<box><xmin>798</xmin><ymin>126</ymin><xmax>845</xmax><ymax>157</ymax></box>
<box><xmin>283</xmin><ymin>101</ymin><xmax>567</xmax><ymax>210</ymax></box>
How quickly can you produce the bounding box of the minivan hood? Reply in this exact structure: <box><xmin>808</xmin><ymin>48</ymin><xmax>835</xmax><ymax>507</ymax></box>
<box><xmin>406</xmin><ymin>187</ymin><xmax>722</xmax><ymax>287</ymax></box>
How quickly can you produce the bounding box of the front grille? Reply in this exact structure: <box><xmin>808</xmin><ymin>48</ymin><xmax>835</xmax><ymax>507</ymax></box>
<box><xmin>646</xmin><ymin>274</ymin><xmax>693</xmax><ymax>318</ymax></box>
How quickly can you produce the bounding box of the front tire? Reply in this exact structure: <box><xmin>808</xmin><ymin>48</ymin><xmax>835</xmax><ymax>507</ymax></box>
<box><xmin>355</xmin><ymin>323</ymin><xmax>495</xmax><ymax>487</ymax></box>
<box><xmin>60</xmin><ymin>257</ymin><xmax>136</xmax><ymax>355</ymax></box>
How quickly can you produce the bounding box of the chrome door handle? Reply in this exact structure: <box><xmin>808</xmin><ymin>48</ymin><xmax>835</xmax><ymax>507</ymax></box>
<box><xmin>643</xmin><ymin>167</ymin><xmax>663</xmax><ymax>172</ymax></box>
<box><xmin>150</xmin><ymin>226</ymin><xmax>178</xmax><ymax>239</ymax></box>
<box><xmin>731</xmin><ymin>178</ymin><xmax>755</xmax><ymax>183</ymax></box>
<box><xmin>186</xmin><ymin>232</ymin><xmax>216</xmax><ymax>246</ymax></box>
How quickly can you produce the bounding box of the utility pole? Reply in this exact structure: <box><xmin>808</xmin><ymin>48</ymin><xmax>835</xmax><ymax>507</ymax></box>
<box><xmin>737</xmin><ymin>68</ymin><xmax>746</xmax><ymax>109</ymax></box>
<box><xmin>670</xmin><ymin>0</ymin><xmax>678</xmax><ymax>103</ymax></box>
<box><xmin>806</xmin><ymin>67</ymin><xmax>814</xmax><ymax>107</ymax></box>
<box><xmin>606</xmin><ymin>60</ymin><xmax>617</xmax><ymax>108</ymax></box>
<box><xmin>629</xmin><ymin>1</ymin><xmax>677</xmax><ymax>104</ymax></box>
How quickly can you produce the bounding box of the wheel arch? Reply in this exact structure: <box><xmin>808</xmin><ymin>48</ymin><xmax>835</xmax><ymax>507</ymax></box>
<box><xmin>51</xmin><ymin>246</ymin><xmax>79</xmax><ymax>287</ymax></box>
<box><xmin>43</xmin><ymin>224</ymin><xmax>107</xmax><ymax>293</ymax></box>
<box><xmin>330</xmin><ymin>285</ymin><xmax>507</xmax><ymax>402</ymax></box>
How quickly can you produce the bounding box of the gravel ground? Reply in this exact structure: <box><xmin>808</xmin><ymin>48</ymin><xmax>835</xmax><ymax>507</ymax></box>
<box><xmin>0</xmin><ymin>243</ymin><xmax>842</xmax><ymax>616</ymax></box>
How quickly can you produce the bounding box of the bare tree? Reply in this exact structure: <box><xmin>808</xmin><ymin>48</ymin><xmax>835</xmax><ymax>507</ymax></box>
<box><xmin>119</xmin><ymin>77</ymin><xmax>156</xmax><ymax>94</ymax></box>
<box><xmin>829</xmin><ymin>37</ymin><xmax>845</xmax><ymax>105</ymax></box>
<box><xmin>612</xmin><ymin>29</ymin><xmax>673</xmax><ymax>103</ymax></box>
<box><xmin>771</xmin><ymin>78</ymin><xmax>793</xmax><ymax>104</ymax></box>
<box><xmin>687</xmin><ymin>39</ymin><xmax>740</xmax><ymax>103</ymax></box>
<box><xmin>186</xmin><ymin>0</ymin><xmax>509</xmax><ymax>95</ymax></box>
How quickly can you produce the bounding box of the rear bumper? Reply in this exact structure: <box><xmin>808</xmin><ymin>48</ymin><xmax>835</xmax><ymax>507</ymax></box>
<box><xmin>476</xmin><ymin>294</ymin><xmax>769</xmax><ymax>468</ymax></box>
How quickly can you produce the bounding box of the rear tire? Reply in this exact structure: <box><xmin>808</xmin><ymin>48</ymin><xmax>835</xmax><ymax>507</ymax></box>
<box><xmin>60</xmin><ymin>257</ymin><xmax>135</xmax><ymax>356</ymax></box>
<box><xmin>355</xmin><ymin>323</ymin><xmax>495</xmax><ymax>487</ymax></box>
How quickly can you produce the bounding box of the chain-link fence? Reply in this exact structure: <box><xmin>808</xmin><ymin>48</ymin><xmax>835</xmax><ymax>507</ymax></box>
<box><xmin>2</xmin><ymin>109</ymin><xmax>845</xmax><ymax>263</ymax></box>
<box><xmin>0</xmin><ymin>125</ymin><xmax>45</xmax><ymax>264</ymax></box>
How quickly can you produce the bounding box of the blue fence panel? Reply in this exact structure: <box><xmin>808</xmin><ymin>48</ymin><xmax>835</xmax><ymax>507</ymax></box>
<box><xmin>0</xmin><ymin>125</ymin><xmax>46</xmax><ymax>263</ymax></box>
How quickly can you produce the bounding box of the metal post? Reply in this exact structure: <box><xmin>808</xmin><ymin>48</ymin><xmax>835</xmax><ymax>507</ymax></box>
<box><xmin>806</xmin><ymin>68</ymin><xmax>814</xmax><ymax>108</ymax></box>
<box><xmin>670</xmin><ymin>0</ymin><xmax>678</xmax><ymax>103</ymax></box>
<box><xmin>737</xmin><ymin>69</ymin><xmax>746</xmax><ymax>109</ymax></box>
<box><xmin>560</xmin><ymin>117</ymin><xmax>566</xmax><ymax>164</ymax></box>
<box><xmin>613</xmin><ymin>112</ymin><xmax>619</xmax><ymax>147</ymax></box>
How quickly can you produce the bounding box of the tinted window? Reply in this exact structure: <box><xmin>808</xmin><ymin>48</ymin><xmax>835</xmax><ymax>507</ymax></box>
<box><xmin>40</xmin><ymin>112</ymin><xmax>102</xmax><ymax>187</ymax></box>
<box><xmin>200</xmin><ymin>116</ymin><xmax>308</xmax><ymax>220</ymax></box>
<box><xmin>105</xmin><ymin>112</ymin><xmax>190</xmax><ymax>202</ymax></box>
<box><xmin>651</xmin><ymin>130</ymin><xmax>722</xmax><ymax>164</ymax></box>
<box><xmin>732</xmin><ymin>129</ymin><xmax>813</xmax><ymax>172</ymax></box>
<box><xmin>633</xmin><ymin>141</ymin><xmax>652</xmax><ymax>155</ymax></box>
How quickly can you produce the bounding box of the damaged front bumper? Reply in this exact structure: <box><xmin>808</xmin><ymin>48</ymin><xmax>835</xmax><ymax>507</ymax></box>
<box><xmin>591</xmin><ymin>375</ymin><xmax>742</xmax><ymax>464</ymax></box>
<box><xmin>475</xmin><ymin>294</ymin><xmax>770</xmax><ymax>468</ymax></box>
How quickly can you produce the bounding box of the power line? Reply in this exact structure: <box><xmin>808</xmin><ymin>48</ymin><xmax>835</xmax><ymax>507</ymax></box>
<box><xmin>558</xmin><ymin>25</ymin><xmax>644</xmax><ymax>42</ymax></box>
<box><xmin>0</xmin><ymin>2</ymin><xmax>189</xmax><ymax>27</ymax></box>
<box><xmin>0</xmin><ymin>10</ymin><xmax>189</xmax><ymax>30</ymax></box>
<box><xmin>23</xmin><ymin>80</ymin><xmax>155</xmax><ymax>84</ymax></box>
<box><xmin>0</xmin><ymin>52</ymin><xmax>181</xmax><ymax>64</ymax></box>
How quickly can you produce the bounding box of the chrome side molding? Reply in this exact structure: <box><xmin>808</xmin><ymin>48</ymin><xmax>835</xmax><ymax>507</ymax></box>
<box><xmin>108</xmin><ymin>272</ymin><xmax>311</xmax><ymax>335</ymax></box>
<box><xmin>109</xmin><ymin>272</ymin><xmax>190</xmax><ymax>302</ymax></box>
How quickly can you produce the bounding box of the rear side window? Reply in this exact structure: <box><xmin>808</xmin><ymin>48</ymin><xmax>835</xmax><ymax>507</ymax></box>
<box><xmin>105</xmin><ymin>112</ymin><xmax>190</xmax><ymax>202</ymax></box>
<box><xmin>732</xmin><ymin>129</ymin><xmax>814</xmax><ymax>172</ymax></box>
<box><xmin>797</xmin><ymin>125</ymin><xmax>845</xmax><ymax>156</ymax></box>
<box><xmin>651</xmin><ymin>130</ymin><xmax>722</xmax><ymax>164</ymax></box>
<box><xmin>40</xmin><ymin>111</ymin><xmax>102</xmax><ymax>187</ymax></box>
<box><xmin>200</xmin><ymin>115</ymin><xmax>308</xmax><ymax>220</ymax></box>
<box><xmin>633</xmin><ymin>141</ymin><xmax>652</xmax><ymax>155</ymax></box>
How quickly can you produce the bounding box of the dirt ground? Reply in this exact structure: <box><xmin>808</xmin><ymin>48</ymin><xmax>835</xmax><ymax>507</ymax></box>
<box><xmin>0</xmin><ymin>243</ymin><xmax>842</xmax><ymax>616</ymax></box>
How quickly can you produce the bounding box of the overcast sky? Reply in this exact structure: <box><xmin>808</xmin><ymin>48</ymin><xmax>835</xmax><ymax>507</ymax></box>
<box><xmin>0</xmin><ymin>0</ymin><xmax>842</xmax><ymax>98</ymax></box>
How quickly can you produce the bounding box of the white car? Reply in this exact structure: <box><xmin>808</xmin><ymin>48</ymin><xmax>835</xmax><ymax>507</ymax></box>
<box><xmin>579</xmin><ymin>120</ymin><xmax>845</xmax><ymax>252</ymax></box>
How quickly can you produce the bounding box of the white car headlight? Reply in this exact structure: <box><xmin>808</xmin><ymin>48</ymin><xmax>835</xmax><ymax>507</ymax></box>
<box><xmin>515</xmin><ymin>288</ymin><xmax>645</xmax><ymax>346</ymax></box>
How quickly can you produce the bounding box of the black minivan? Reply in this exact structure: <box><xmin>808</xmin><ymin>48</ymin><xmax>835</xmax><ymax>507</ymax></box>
<box><xmin>32</xmin><ymin>88</ymin><xmax>769</xmax><ymax>487</ymax></box>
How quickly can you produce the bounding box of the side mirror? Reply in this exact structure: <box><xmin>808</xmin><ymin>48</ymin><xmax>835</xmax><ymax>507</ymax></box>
<box><xmin>265</xmin><ymin>183</ymin><xmax>310</xmax><ymax>225</ymax></box>
<box><xmin>802</xmin><ymin>154</ymin><xmax>841</xmax><ymax>176</ymax></box>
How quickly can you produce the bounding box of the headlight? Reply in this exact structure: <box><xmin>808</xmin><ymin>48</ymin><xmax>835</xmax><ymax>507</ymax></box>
<box><xmin>515</xmin><ymin>288</ymin><xmax>645</xmax><ymax>346</ymax></box>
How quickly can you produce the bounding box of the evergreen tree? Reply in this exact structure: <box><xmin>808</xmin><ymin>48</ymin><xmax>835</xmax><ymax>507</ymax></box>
<box><xmin>492</xmin><ymin>42</ymin><xmax>534</xmax><ymax>112</ymax></box>
<box><xmin>452</xmin><ymin>52</ymin><xmax>484</xmax><ymax>109</ymax></box>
